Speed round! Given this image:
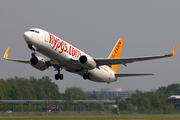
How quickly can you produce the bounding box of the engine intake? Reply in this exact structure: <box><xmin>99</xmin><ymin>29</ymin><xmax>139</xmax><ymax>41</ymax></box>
<box><xmin>31</xmin><ymin>57</ymin><xmax>38</xmax><ymax>65</ymax></box>
<box><xmin>79</xmin><ymin>55</ymin><xmax>96</xmax><ymax>70</ymax></box>
<box><xmin>79</xmin><ymin>55</ymin><xmax>87</xmax><ymax>64</ymax></box>
<box><xmin>30</xmin><ymin>56</ymin><xmax>47</xmax><ymax>71</ymax></box>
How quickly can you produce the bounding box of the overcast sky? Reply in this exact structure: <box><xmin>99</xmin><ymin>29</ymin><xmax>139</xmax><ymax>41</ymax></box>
<box><xmin>0</xmin><ymin>0</ymin><xmax>179</xmax><ymax>93</ymax></box>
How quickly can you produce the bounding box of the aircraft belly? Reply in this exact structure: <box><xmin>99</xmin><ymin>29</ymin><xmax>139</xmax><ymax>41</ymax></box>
<box><xmin>88</xmin><ymin>68</ymin><xmax>117</xmax><ymax>83</ymax></box>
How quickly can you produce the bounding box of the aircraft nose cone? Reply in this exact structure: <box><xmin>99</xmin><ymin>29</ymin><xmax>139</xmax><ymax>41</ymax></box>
<box><xmin>24</xmin><ymin>31</ymin><xmax>32</xmax><ymax>43</ymax></box>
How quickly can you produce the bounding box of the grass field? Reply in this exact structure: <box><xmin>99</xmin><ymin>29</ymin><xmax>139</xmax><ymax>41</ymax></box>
<box><xmin>0</xmin><ymin>114</ymin><xmax>180</xmax><ymax>120</ymax></box>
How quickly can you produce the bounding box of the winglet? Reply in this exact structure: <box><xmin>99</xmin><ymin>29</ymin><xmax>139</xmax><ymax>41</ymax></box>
<box><xmin>3</xmin><ymin>47</ymin><xmax>10</xmax><ymax>59</ymax></box>
<box><xmin>166</xmin><ymin>44</ymin><xmax>177</xmax><ymax>57</ymax></box>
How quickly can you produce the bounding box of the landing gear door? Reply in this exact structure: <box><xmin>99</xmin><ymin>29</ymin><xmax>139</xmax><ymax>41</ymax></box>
<box><xmin>43</xmin><ymin>31</ymin><xmax>52</xmax><ymax>53</ymax></box>
<box><xmin>43</xmin><ymin>31</ymin><xmax>49</xmax><ymax>45</ymax></box>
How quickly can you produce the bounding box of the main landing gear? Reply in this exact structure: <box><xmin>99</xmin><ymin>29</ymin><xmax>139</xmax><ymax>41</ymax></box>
<box><xmin>55</xmin><ymin>68</ymin><xmax>64</xmax><ymax>80</ymax></box>
<box><xmin>83</xmin><ymin>71</ymin><xmax>92</xmax><ymax>80</ymax></box>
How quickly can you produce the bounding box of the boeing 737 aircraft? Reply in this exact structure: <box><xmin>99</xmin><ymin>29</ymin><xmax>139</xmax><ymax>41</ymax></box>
<box><xmin>3</xmin><ymin>28</ymin><xmax>177</xmax><ymax>83</ymax></box>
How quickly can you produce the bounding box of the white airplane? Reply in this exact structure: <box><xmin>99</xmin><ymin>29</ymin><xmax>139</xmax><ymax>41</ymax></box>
<box><xmin>3</xmin><ymin>28</ymin><xmax>177</xmax><ymax>83</ymax></box>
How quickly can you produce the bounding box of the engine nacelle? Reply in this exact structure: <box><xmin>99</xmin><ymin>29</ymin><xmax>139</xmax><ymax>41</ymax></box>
<box><xmin>79</xmin><ymin>55</ymin><xmax>96</xmax><ymax>70</ymax></box>
<box><xmin>30</xmin><ymin>56</ymin><xmax>47</xmax><ymax>71</ymax></box>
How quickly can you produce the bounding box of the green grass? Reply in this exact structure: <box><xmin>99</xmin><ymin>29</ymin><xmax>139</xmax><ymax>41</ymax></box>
<box><xmin>0</xmin><ymin>114</ymin><xmax>180</xmax><ymax>120</ymax></box>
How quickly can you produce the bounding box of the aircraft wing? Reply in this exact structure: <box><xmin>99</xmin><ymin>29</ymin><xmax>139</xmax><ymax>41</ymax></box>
<box><xmin>3</xmin><ymin>47</ymin><xmax>30</xmax><ymax>63</ymax></box>
<box><xmin>95</xmin><ymin>44</ymin><xmax>177</xmax><ymax>67</ymax></box>
<box><xmin>3</xmin><ymin>47</ymin><xmax>57</xmax><ymax>66</ymax></box>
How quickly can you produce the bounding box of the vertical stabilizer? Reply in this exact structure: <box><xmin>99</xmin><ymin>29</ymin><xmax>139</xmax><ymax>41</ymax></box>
<box><xmin>108</xmin><ymin>38</ymin><xmax>123</xmax><ymax>73</ymax></box>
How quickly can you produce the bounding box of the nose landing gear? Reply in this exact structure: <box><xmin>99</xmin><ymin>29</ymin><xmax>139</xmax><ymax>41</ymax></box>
<box><xmin>31</xmin><ymin>52</ymin><xmax>36</xmax><ymax>57</ymax></box>
<box><xmin>29</xmin><ymin>45</ymin><xmax>37</xmax><ymax>57</ymax></box>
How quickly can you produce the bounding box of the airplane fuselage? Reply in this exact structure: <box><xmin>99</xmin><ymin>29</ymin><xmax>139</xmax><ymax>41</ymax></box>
<box><xmin>24</xmin><ymin>28</ymin><xmax>117</xmax><ymax>83</ymax></box>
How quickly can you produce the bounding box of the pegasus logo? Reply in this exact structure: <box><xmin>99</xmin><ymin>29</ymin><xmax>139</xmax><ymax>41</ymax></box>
<box><xmin>46</xmin><ymin>33</ymin><xmax>81</xmax><ymax>58</ymax></box>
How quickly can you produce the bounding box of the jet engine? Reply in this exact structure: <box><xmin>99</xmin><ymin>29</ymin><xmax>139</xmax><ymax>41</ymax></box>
<box><xmin>30</xmin><ymin>56</ymin><xmax>47</xmax><ymax>71</ymax></box>
<box><xmin>79</xmin><ymin>55</ymin><xmax>96</xmax><ymax>69</ymax></box>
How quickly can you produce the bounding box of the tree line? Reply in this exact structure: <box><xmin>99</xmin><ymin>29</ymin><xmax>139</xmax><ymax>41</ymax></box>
<box><xmin>117</xmin><ymin>83</ymin><xmax>180</xmax><ymax>112</ymax></box>
<box><xmin>0</xmin><ymin>76</ymin><xmax>61</xmax><ymax>100</ymax></box>
<box><xmin>118</xmin><ymin>90</ymin><xmax>175</xmax><ymax>113</ymax></box>
<box><xmin>0</xmin><ymin>76</ymin><xmax>103</xmax><ymax>111</ymax></box>
<box><xmin>0</xmin><ymin>76</ymin><xmax>179</xmax><ymax>112</ymax></box>
<box><xmin>0</xmin><ymin>76</ymin><xmax>102</xmax><ymax>101</ymax></box>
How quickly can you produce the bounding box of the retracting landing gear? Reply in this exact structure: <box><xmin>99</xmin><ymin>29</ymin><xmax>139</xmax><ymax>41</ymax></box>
<box><xmin>31</xmin><ymin>51</ymin><xmax>36</xmax><ymax>57</ymax></box>
<box><xmin>29</xmin><ymin>45</ymin><xmax>37</xmax><ymax>57</ymax></box>
<box><xmin>55</xmin><ymin>68</ymin><xmax>63</xmax><ymax>80</ymax></box>
<box><xmin>83</xmin><ymin>70</ymin><xmax>92</xmax><ymax>80</ymax></box>
<box><xmin>28</xmin><ymin>45</ymin><xmax>37</xmax><ymax>57</ymax></box>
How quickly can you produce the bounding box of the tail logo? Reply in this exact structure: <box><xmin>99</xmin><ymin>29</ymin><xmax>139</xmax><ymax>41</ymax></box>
<box><xmin>108</xmin><ymin>38</ymin><xmax>123</xmax><ymax>73</ymax></box>
<box><xmin>110</xmin><ymin>41</ymin><xmax>122</xmax><ymax>58</ymax></box>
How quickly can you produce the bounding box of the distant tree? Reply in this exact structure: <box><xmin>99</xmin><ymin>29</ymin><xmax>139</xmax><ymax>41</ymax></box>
<box><xmin>157</xmin><ymin>83</ymin><xmax>180</xmax><ymax>97</ymax></box>
<box><xmin>9</xmin><ymin>84</ymin><xmax>21</xmax><ymax>100</ymax></box>
<box><xmin>161</xmin><ymin>104</ymin><xmax>175</xmax><ymax>111</ymax></box>
<box><xmin>0</xmin><ymin>76</ymin><xmax>61</xmax><ymax>100</ymax></box>
<box><xmin>64</xmin><ymin>88</ymin><xmax>75</xmax><ymax>101</ymax></box>
<box><xmin>34</xmin><ymin>76</ymin><xmax>61</xmax><ymax>100</ymax></box>
<box><xmin>131</xmin><ymin>89</ymin><xmax>175</xmax><ymax>111</ymax></box>
<box><xmin>140</xmin><ymin>97</ymin><xmax>151</xmax><ymax>110</ymax></box>
<box><xmin>158</xmin><ymin>93</ymin><xmax>167</xmax><ymax>105</ymax></box>
<box><xmin>90</xmin><ymin>90</ymin><xmax>98</xmax><ymax>99</ymax></box>
<box><xmin>67</xmin><ymin>87</ymin><xmax>87</xmax><ymax>100</ymax></box>
<box><xmin>118</xmin><ymin>100</ymin><xmax>128</xmax><ymax>111</ymax></box>
<box><xmin>20</xmin><ymin>85</ymin><xmax>33</xmax><ymax>100</ymax></box>
<box><xmin>126</xmin><ymin>103</ymin><xmax>135</xmax><ymax>111</ymax></box>
<box><xmin>131</xmin><ymin>90</ymin><xmax>143</xmax><ymax>107</ymax></box>
<box><xmin>0</xmin><ymin>87</ymin><xmax>4</xmax><ymax>100</ymax></box>
<box><xmin>139</xmin><ymin>105</ymin><xmax>147</xmax><ymax>111</ymax></box>
<box><xmin>63</xmin><ymin>88</ymin><xmax>75</xmax><ymax>111</ymax></box>
<box><xmin>150</xmin><ymin>93</ymin><xmax>161</xmax><ymax>109</ymax></box>
<box><xmin>115</xmin><ymin>96</ymin><xmax>122</xmax><ymax>100</ymax></box>
<box><xmin>108</xmin><ymin>97</ymin><xmax>114</xmax><ymax>100</ymax></box>
<box><xmin>125</xmin><ymin>98</ymin><xmax>131</xmax><ymax>103</ymax></box>
<box><xmin>96</xmin><ymin>102</ymin><xmax>104</xmax><ymax>111</ymax></box>
<box><xmin>0</xmin><ymin>79</ymin><xmax>5</xmax><ymax>100</ymax></box>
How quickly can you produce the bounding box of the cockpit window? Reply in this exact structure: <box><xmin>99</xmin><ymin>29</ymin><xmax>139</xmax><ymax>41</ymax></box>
<box><xmin>28</xmin><ymin>30</ymin><xmax>39</xmax><ymax>33</ymax></box>
<box><xmin>35</xmin><ymin>30</ymin><xmax>39</xmax><ymax>33</ymax></box>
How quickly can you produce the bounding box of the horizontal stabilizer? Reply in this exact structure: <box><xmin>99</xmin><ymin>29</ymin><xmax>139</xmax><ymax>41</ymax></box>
<box><xmin>115</xmin><ymin>73</ymin><xmax>154</xmax><ymax>77</ymax></box>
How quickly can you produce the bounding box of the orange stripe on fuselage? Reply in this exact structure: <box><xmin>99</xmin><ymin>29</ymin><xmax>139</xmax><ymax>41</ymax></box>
<box><xmin>107</xmin><ymin>38</ymin><xmax>123</xmax><ymax>73</ymax></box>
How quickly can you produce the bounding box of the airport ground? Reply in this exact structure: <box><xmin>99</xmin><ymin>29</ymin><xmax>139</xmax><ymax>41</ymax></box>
<box><xmin>0</xmin><ymin>112</ymin><xmax>180</xmax><ymax>120</ymax></box>
<box><xmin>0</xmin><ymin>114</ymin><xmax>180</xmax><ymax>120</ymax></box>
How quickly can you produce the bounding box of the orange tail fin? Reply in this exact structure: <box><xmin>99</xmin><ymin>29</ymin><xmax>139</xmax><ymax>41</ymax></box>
<box><xmin>108</xmin><ymin>38</ymin><xmax>123</xmax><ymax>73</ymax></box>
